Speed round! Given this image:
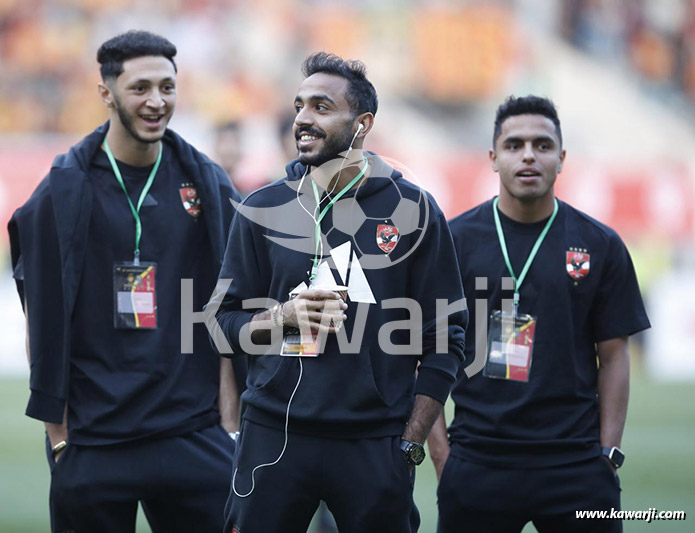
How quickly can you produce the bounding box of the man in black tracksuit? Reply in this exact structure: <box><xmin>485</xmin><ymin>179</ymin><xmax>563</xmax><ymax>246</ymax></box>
<box><xmin>212</xmin><ymin>52</ymin><xmax>467</xmax><ymax>533</ymax></box>
<box><xmin>8</xmin><ymin>31</ymin><xmax>244</xmax><ymax>532</ymax></box>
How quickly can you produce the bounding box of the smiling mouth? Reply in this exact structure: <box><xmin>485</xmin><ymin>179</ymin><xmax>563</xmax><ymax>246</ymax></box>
<box><xmin>297</xmin><ymin>132</ymin><xmax>323</xmax><ymax>149</ymax></box>
<box><xmin>140</xmin><ymin>114</ymin><xmax>164</xmax><ymax>125</ymax></box>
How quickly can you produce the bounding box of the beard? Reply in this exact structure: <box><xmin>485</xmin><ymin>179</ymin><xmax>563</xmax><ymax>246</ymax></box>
<box><xmin>113</xmin><ymin>94</ymin><xmax>164</xmax><ymax>144</ymax></box>
<box><xmin>298</xmin><ymin>126</ymin><xmax>354</xmax><ymax>168</ymax></box>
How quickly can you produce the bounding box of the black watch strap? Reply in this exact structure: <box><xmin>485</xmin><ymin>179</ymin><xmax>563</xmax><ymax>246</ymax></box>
<box><xmin>400</xmin><ymin>439</ymin><xmax>426</xmax><ymax>466</ymax></box>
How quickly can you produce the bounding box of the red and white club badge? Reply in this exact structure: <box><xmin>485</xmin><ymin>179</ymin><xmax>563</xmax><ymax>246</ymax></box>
<box><xmin>566</xmin><ymin>250</ymin><xmax>590</xmax><ymax>280</ymax></box>
<box><xmin>376</xmin><ymin>224</ymin><xmax>399</xmax><ymax>254</ymax></box>
<box><xmin>179</xmin><ymin>186</ymin><xmax>201</xmax><ymax>217</ymax></box>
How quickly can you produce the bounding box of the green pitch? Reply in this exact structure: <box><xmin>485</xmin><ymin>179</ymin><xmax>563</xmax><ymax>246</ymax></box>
<box><xmin>1</xmin><ymin>375</ymin><xmax>692</xmax><ymax>532</ymax></box>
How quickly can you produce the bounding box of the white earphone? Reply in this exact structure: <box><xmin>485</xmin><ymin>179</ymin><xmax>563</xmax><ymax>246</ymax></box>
<box><xmin>346</xmin><ymin>123</ymin><xmax>364</xmax><ymax>154</ymax></box>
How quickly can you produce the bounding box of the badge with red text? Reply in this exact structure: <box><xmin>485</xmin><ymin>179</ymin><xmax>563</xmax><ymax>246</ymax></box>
<box><xmin>113</xmin><ymin>262</ymin><xmax>157</xmax><ymax>329</ymax></box>
<box><xmin>281</xmin><ymin>329</ymin><xmax>321</xmax><ymax>357</ymax></box>
<box><xmin>179</xmin><ymin>185</ymin><xmax>201</xmax><ymax>217</ymax></box>
<box><xmin>484</xmin><ymin>310</ymin><xmax>537</xmax><ymax>383</ymax></box>
<box><xmin>376</xmin><ymin>224</ymin><xmax>399</xmax><ymax>254</ymax></box>
<box><xmin>566</xmin><ymin>249</ymin><xmax>590</xmax><ymax>280</ymax></box>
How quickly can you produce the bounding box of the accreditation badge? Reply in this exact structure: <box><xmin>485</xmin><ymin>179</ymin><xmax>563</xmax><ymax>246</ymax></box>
<box><xmin>280</xmin><ymin>327</ymin><xmax>320</xmax><ymax>357</ymax></box>
<box><xmin>483</xmin><ymin>310</ymin><xmax>537</xmax><ymax>382</ymax></box>
<box><xmin>279</xmin><ymin>284</ymin><xmax>329</xmax><ymax>357</ymax></box>
<box><xmin>113</xmin><ymin>262</ymin><xmax>157</xmax><ymax>329</ymax></box>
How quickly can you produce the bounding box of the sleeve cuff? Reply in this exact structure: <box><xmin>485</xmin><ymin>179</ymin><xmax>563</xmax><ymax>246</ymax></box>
<box><xmin>25</xmin><ymin>390</ymin><xmax>65</xmax><ymax>423</ymax></box>
<box><xmin>594</xmin><ymin>317</ymin><xmax>651</xmax><ymax>343</ymax></box>
<box><xmin>414</xmin><ymin>367</ymin><xmax>455</xmax><ymax>405</ymax></box>
<box><xmin>213</xmin><ymin>308</ymin><xmax>256</xmax><ymax>356</ymax></box>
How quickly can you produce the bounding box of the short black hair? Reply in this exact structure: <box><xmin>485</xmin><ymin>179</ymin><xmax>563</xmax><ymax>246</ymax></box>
<box><xmin>493</xmin><ymin>95</ymin><xmax>562</xmax><ymax>147</ymax></box>
<box><xmin>97</xmin><ymin>30</ymin><xmax>177</xmax><ymax>82</ymax></box>
<box><xmin>301</xmin><ymin>52</ymin><xmax>378</xmax><ymax>116</ymax></box>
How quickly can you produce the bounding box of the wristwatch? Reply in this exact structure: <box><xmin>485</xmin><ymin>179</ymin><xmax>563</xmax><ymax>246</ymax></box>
<box><xmin>400</xmin><ymin>439</ymin><xmax>426</xmax><ymax>466</ymax></box>
<box><xmin>601</xmin><ymin>446</ymin><xmax>625</xmax><ymax>469</ymax></box>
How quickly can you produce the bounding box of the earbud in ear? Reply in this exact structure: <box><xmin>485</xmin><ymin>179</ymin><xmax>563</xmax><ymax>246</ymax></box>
<box><xmin>347</xmin><ymin>123</ymin><xmax>364</xmax><ymax>154</ymax></box>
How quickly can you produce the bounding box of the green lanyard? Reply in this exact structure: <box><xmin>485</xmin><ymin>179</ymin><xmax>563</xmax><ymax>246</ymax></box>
<box><xmin>309</xmin><ymin>158</ymin><xmax>369</xmax><ymax>280</ymax></box>
<box><xmin>103</xmin><ymin>140</ymin><xmax>163</xmax><ymax>265</ymax></box>
<box><xmin>492</xmin><ymin>196</ymin><xmax>558</xmax><ymax>307</ymax></box>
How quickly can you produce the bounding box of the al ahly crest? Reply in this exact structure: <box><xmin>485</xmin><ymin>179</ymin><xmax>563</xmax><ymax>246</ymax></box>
<box><xmin>179</xmin><ymin>186</ymin><xmax>201</xmax><ymax>217</ymax></box>
<box><xmin>376</xmin><ymin>224</ymin><xmax>399</xmax><ymax>254</ymax></box>
<box><xmin>566</xmin><ymin>249</ymin><xmax>590</xmax><ymax>280</ymax></box>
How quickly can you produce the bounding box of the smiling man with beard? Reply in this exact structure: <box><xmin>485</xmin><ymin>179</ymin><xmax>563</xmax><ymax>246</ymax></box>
<box><xmin>212</xmin><ymin>52</ymin><xmax>467</xmax><ymax>533</ymax></box>
<box><xmin>8</xmin><ymin>30</ymin><xmax>244</xmax><ymax>532</ymax></box>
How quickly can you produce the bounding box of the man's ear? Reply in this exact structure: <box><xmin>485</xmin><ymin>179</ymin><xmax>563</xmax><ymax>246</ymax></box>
<box><xmin>98</xmin><ymin>82</ymin><xmax>114</xmax><ymax>108</ymax></box>
<box><xmin>489</xmin><ymin>149</ymin><xmax>498</xmax><ymax>173</ymax></box>
<box><xmin>557</xmin><ymin>149</ymin><xmax>566</xmax><ymax>173</ymax></box>
<box><xmin>354</xmin><ymin>113</ymin><xmax>374</xmax><ymax>137</ymax></box>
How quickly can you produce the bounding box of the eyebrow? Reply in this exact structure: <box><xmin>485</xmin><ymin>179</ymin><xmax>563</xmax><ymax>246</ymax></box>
<box><xmin>129</xmin><ymin>77</ymin><xmax>176</xmax><ymax>85</ymax></box>
<box><xmin>503</xmin><ymin>135</ymin><xmax>555</xmax><ymax>145</ymax></box>
<box><xmin>294</xmin><ymin>94</ymin><xmax>337</xmax><ymax>106</ymax></box>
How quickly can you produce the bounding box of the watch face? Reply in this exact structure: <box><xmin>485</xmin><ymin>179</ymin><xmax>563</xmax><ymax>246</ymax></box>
<box><xmin>610</xmin><ymin>448</ymin><xmax>625</xmax><ymax>468</ymax></box>
<box><xmin>409</xmin><ymin>445</ymin><xmax>426</xmax><ymax>465</ymax></box>
<box><xmin>603</xmin><ymin>446</ymin><xmax>625</xmax><ymax>468</ymax></box>
<box><xmin>400</xmin><ymin>439</ymin><xmax>426</xmax><ymax>466</ymax></box>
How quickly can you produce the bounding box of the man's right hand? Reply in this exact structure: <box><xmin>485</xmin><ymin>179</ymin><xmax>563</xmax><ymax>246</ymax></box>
<box><xmin>283</xmin><ymin>288</ymin><xmax>348</xmax><ymax>334</ymax></box>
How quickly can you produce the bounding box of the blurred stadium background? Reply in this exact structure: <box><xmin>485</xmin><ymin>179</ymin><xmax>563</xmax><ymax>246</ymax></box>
<box><xmin>0</xmin><ymin>0</ymin><xmax>693</xmax><ymax>531</ymax></box>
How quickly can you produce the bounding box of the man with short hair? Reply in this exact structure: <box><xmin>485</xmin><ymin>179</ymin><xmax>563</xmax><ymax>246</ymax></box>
<box><xmin>430</xmin><ymin>95</ymin><xmax>650</xmax><ymax>532</ymax></box>
<box><xmin>9</xmin><ymin>30</ymin><xmax>243</xmax><ymax>532</ymax></box>
<box><xmin>213</xmin><ymin>52</ymin><xmax>467</xmax><ymax>533</ymax></box>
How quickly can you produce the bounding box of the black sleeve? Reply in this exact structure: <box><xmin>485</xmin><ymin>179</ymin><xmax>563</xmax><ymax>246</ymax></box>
<box><xmin>590</xmin><ymin>232</ymin><xmax>651</xmax><ymax>342</ymax></box>
<box><xmin>214</xmin><ymin>203</ymin><xmax>272</xmax><ymax>356</ymax></box>
<box><xmin>409</xmin><ymin>207</ymin><xmax>468</xmax><ymax>405</ymax></box>
<box><xmin>8</xmin><ymin>183</ymin><xmax>69</xmax><ymax>423</ymax></box>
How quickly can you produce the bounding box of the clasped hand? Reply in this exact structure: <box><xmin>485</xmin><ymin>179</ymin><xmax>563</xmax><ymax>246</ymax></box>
<box><xmin>282</xmin><ymin>289</ymin><xmax>348</xmax><ymax>334</ymax></box>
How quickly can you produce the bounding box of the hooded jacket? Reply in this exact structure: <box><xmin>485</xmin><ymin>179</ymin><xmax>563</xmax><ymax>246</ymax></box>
<box><xmin>8</xmin><ymin>122</ymin><xmax>239</xmax><ymax>425</ymax></box>
<box><xmin>215</xmin><ymin>153</ymin><xmax>467</xmax><ymax>438</ymax></box>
